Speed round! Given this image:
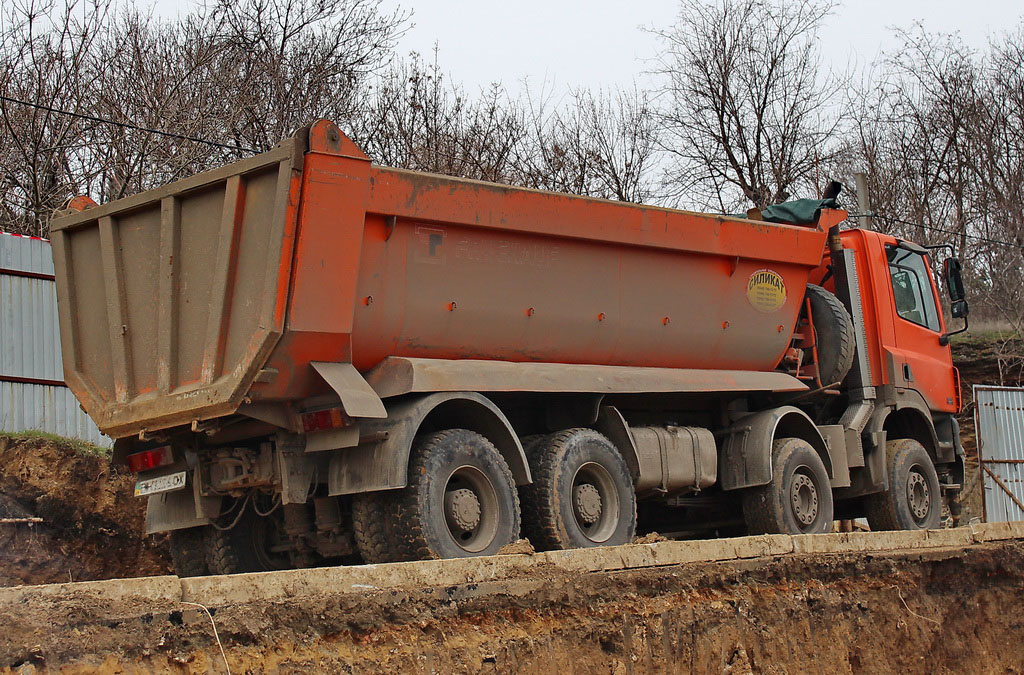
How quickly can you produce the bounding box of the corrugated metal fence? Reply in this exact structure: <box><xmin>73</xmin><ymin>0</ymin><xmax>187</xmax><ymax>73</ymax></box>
<box><xmin>0</xmin><ymin>231</ymin><xmax>110</xmax><ymax>446</ymax></box>
<box><xmin>975</xmin><ymin>384</ymin><xmax>1024</xmax><ymax>522</ymax></box>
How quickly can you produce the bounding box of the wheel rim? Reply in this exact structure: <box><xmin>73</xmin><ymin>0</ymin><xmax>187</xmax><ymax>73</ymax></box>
<box><xmin>443</xmin><ymin>465</ymin><xmax>499</xmax><ymax>553</ymax></box>
<box><xmin>789</xmin><ymin>468</ymin><xmax>820</xmax><ymax>530</ymax></box>
<box><xmin>571</xmin><ymin>462</ymin><xmax>620</xmax><ymax>543</ymax></box>
<box><xmin>907</xmin><ymin>465</ymin><xmax>932</xmax><ymax>525</ymax></box>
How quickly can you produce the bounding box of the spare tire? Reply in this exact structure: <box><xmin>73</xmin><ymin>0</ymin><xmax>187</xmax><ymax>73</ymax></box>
<box><xmin>805</xmin><ymin>284</ymin><xmax>855</xmax><ymax>386</ymax></box>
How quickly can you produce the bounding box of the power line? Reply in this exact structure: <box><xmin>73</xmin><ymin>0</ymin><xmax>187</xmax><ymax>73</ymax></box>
<box><xmin>0</xmin><ymin>95</ymin><xmax>258</xmax><ymax>153</ymax></box>
<box><xmin>4</xmin><ymin>92</ymin><xmax>1024</xmax><ymax>257</ymax></box>
<box><xmin>858</xmin><ymin>212</ymin><xmax>1024</xmax><ymax>253</ymax></box>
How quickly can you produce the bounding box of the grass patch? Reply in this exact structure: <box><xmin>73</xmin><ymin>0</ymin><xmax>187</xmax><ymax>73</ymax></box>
<box><xmin>951</xmin><ymin>330</ymin><xmax>1022</xmax><ymax>346</ymax></box>
<box><xmin>0</xmin><ymin>430</ymin><xmax>111</xmax><ymax>457</ymax></box>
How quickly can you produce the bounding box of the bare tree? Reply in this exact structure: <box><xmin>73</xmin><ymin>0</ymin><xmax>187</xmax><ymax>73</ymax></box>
<box><xmin>208</xmin><ymin>0</ymin><xmax>408</xmax><ymax>152</ymax></box>
<box><xmin>0</xmin><ymin>0</ymin><xmax>110</xmax><ymax>236</ymax></box>
<box><xmin>650</xmin><ymin>0</ymin><xmax>842</xmax><ymax>211</ymax></box>
<box><xmin>848</xmin><ymin>27</ymin><xmax>980</xmax><ymax>250</ymax></box>
<box><xmin>843</xmin><ymin>24</ymin><xmax>1024</xmax><ymax>337</ymax></box>
<box><xmin>350</xmin><ymin>54</ymin><xmax>661</xmax><ymax>202</ymax></box>
<box><xmin>0</xmin><ymin>0</ymin><xmax>409</xmax><ymax>236</ymax></box>
<box><xmin>513</xmin><ymin>85</ymin><xmax>660</xmax><ymax>202</ymax></box>
<box><xmin>352</xmin><ymin>52</ymin><xmax>528</xmax><ymax>182</ymax></box>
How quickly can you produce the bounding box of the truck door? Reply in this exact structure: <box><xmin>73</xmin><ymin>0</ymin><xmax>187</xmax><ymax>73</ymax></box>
<box><xmin>883</xmin><ymin>243</ymin><xmax>958</xmax><ymax>413</ymax></box>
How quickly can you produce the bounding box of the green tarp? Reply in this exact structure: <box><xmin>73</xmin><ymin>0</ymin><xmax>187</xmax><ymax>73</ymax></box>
<box><xmin>758</xmin><ymin>197</ymin><xmax>840</xmax><ymax>225</ymax></box>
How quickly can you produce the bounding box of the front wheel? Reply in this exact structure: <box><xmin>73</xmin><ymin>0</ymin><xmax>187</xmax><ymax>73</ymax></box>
<box><xmin>742</xmin><ymin>437</ymin><xmax>834</xmax><ymax>535</ymax></box>
<box><xmin>865</xmin><ymin>438</ymin><xmax>942</xmax><ymax>530</ymax></box>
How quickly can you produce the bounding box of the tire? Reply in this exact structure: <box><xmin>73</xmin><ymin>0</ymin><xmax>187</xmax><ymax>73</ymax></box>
<box><xmin>805</xmin><ymin>284</ymin><xmax>855</xmax><ymax>386</ymax></box>
<box><xmin>352</xmin><ymin>491</ymin><xmax>400</xmax><ymax>564</ymax></box>
<box><xmin>520</xmin><ymin>429</ymin><xmax>636</xmax><ymax>551</ymax></box>
<box><xmin>743</xmin><ymin>437</ymin><xmax>834</xmax><ymax>535</ymax></box>
<box><xmin>169</xmin><ymin>527</ymin><xmax>209</xmax><ymax>577</ymax></box>
<box><xmin>380</xmin><ymin>429</ymin><xmax>520</xmax><ymax>561</ymax></box>
<box><xmin>865</xmin><ymin>438</ymin><xmax>942</xmax><ymax>531</ymax></box>
<box><xmin>206</xmin><ymin>498</ymin><xmax>292</xmax><ymax>574</ymax></box>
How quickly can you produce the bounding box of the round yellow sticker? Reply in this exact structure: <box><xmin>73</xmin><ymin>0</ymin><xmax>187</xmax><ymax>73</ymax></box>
<box><xmin>747</xmin><ymin>269</ymin><xmax>787</xmax><ymax>313</ymax></box>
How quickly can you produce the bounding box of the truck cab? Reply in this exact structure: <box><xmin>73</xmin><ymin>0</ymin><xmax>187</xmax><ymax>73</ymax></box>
<box><xmin>810</xmin><ymin>227</ymin><xmax>966</xmax><ymax>522</ymax></box>
<box><xmin>836</xmin><ymin>229</ymin><xmax>959</xmax><ymax>412</ymax></box>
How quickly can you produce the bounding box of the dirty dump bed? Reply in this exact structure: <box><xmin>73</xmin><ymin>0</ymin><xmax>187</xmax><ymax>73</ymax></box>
<box><xmin>51</xmin><ymin>122</ymin><xmax>833</xmax><ymax>438</ymax></box>
<box><xmin>50</xmin><ymin>137</ymin><xmax>304</xmax><ymax>437</ymax></box>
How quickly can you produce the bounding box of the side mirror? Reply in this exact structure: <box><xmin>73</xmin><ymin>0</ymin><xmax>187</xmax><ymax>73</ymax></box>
<box><xmin>940</xmin><ymin>258</ymin><xmax>968</xmax><ymax>345</ymax></box>
<box><xmin>944</xmin><ymin>258</ymin><xmax>965</xmax><ymax>302</ymax></box>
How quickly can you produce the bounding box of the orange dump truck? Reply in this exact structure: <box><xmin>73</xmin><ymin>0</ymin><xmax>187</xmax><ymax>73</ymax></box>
<box><xmin>51</xmin><ymin>121</ymin><xmax>968</xmax><ymax>575</ymax></box>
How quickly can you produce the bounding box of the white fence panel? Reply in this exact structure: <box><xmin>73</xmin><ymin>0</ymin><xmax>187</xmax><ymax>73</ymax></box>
<box><xmin>0</xmin><ymin>231</ymin><xmax>110</xmax><ymax>447</ymax></box>
<box><xmin>975</xmin><ymin>384</ymin><xmax>1024</xmax><ymax>522</ymax></box>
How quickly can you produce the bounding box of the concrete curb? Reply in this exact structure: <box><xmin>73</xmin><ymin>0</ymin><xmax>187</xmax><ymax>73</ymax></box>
<box><xmin>4</xmin><ymin>523</ymin><xmax>1023</xmax><ymax>610</ymax></box>
<box><xmin>0</xmin><ymin>575</ymin><xmax>180</xmax><ymax>606</ymax></box>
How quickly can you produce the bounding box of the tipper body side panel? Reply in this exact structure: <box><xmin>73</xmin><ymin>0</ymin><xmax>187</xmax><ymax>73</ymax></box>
<box><xmin>52</xmin><ymin>123</ymin><xmax>835</xmax><ymax>436</ymax></box>
<box><xmin>257</xmin><ymin>158</ymin><xmax>835</xmax><ymax>400</ymax></box>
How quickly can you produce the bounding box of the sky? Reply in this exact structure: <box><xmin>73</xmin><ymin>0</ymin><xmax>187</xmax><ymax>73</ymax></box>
<box><xmin>150</xmin><ymin>0</ymin><xmax>1023</xmax><ymax>96</ymax></box>
<box><xmin>373</xmin><ymin>0</ymin><xmax>1021</xmax><ymax>94</ymax></box>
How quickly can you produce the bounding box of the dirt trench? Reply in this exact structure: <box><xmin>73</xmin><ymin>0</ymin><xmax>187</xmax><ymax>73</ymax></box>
<box><xmin>3</xmin><ymin>541</ymin><xmax>1023</xmax><ymax>673</ymax></box>
<box><xmin>0</xmin><ymin>434</ymin><xmax>170</xmax><ymax>587</ymax></box>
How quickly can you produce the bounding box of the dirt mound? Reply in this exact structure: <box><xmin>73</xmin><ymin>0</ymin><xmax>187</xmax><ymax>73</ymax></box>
<box><xmin>3</xmin><ymin>541</ymin><xmax>1023</xmax><ymax>672</ymax></box>
<box><xmin>0</xmin><ymin>434</ymin><xmax>170</xmax><ymax>586</ymax></box>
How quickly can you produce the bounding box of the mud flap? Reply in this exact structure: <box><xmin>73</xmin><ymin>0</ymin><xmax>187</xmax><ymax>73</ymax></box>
<box><xmin>145</xmin><ymin>477</ymin><xmax>221</xmax><ymax>534</ymax></box>
<box><xmin>311</xmin><ymin>362</ymin><xmax>387</xmax><ymax>418</ymax></box>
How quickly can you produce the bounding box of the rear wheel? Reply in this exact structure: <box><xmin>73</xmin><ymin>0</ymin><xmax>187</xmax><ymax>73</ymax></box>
<box><xmin>520</xmin><ymin>429</ymin><xmax>636</xmax><ymax>550</ymax></box>
<box><xmin>355</xmin><ymin>429</ymin><xmax>520</xmax><ymax>562</ymax></box>
<box><xmin>169</xmin><ymin>527</ymin><xmax>209</xmax><ymax>577</ymax></box>
<box><xmin>743</xmin><ymin>437</ymin><xmax>834</xmax><ymax>535</ymax></box>
<box><xmin>206</xmin><ymin>497</ymin><xmax>292</xmax><ymax>574</ymax></box>
<box><xmin>352</xmin><ymin>491</ymin><xmax>399</xmax><ymax>564</ymax></box>
<box><xmin>865</xmin><ymin>438</ymin><xmax>942</xmax><ymax>530</ymax></box>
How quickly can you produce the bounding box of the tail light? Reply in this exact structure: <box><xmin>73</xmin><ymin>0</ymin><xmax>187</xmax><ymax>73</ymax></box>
<box><xmin>126</xmin><ymin>446</ymin><xmax>174</xmax><ymax>473</ymax></box>
<box><xmin>301</xmin><ymin>407</ymin><xmax>347</xmax><ymax>432</ymax></box>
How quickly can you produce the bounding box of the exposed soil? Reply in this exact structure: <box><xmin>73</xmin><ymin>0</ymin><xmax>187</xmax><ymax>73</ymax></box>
<box><xmin>0</xmin><ymin>434</ymin><xmax>170</xmax><ymax>587</ymax></box>
<box><xmin>953</xmin><ymin>335</ymin><xmax>1024</xmax><ymax>522</ymax></box>
<box><xmin>3</xmin><ymin>541</ymin><xmax>1023</xmax><ymax>673</ymax></box>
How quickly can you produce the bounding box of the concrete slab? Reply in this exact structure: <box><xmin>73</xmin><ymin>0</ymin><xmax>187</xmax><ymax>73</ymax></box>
<box><xmin>972</xmin><ymin>520</ymin><xmax>1024</xmax><ymax>542</ymax></box>
<box><xmin>0</xmin><ymin>575</ymin><xmax>181</xmax><ymax>606</ymax></box>
<box><xmin>11</xmin><ymin>525</ymin><xmax>1024</xmax><ymax>611</ymax></box>
<box><xmin>181</xmin><ymin>553</ymin><xmax>541</xmax><ymax>606</ymax></box>
<box><xmin>792</xmin><ymin>528</ymin><xmax>974</xmax><ymax>554</ymax></box>
<box><xmin>542</xmin><ymin>534</ymin><xmax>795</xmax><ymax>574</ymax></box>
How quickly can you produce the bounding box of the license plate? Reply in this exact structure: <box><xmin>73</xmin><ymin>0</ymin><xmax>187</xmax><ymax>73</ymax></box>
<box><xmin>134</xmin><ymin>471</ymin><xmax>187</xmax><ymax>497</ymax></box>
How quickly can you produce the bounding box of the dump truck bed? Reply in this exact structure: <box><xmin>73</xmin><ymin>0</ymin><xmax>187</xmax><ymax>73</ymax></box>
<box><xmin>51</xmin><ymin>122</ymin><xmax>836</xmax><ymax>438</ymax></box>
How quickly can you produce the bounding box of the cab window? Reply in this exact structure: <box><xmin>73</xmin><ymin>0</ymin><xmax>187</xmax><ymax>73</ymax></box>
<box><xmin>886</xmin><ymin>245</ymin><xmax>941</xmax><ymax>332</ymax></box>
